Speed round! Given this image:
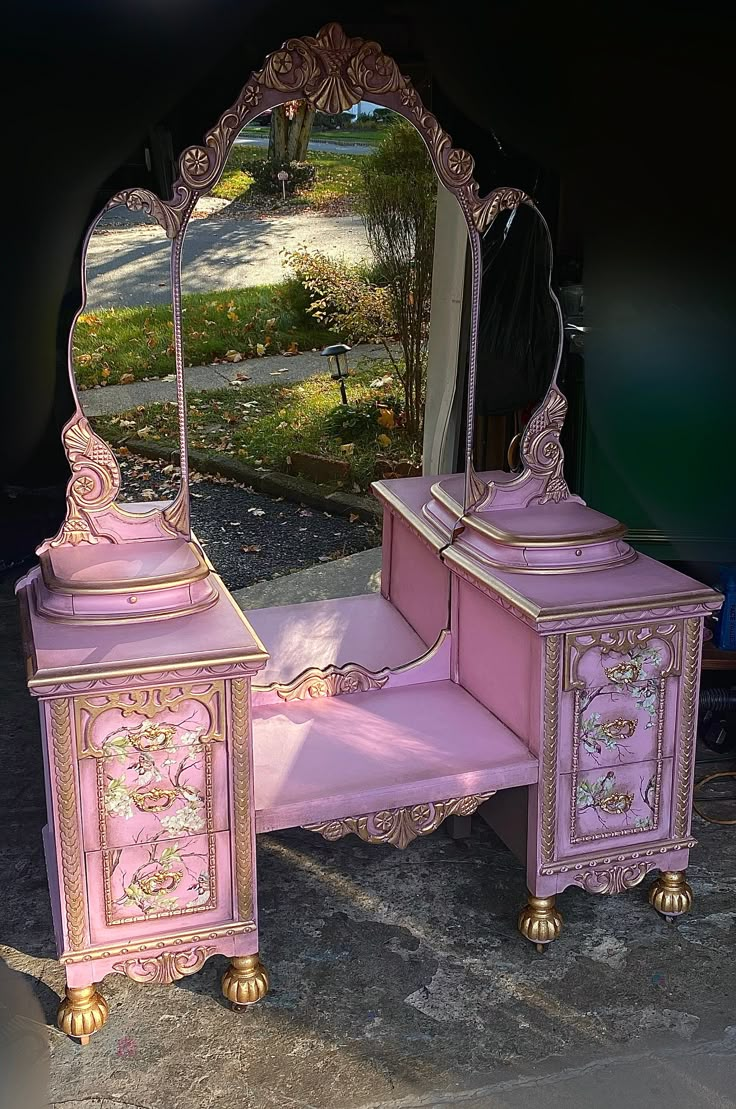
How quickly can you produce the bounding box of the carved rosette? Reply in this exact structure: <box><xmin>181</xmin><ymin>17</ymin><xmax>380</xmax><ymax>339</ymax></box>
<box><xmin>573</xmin><ymin>862</ymin><xmax>653</xmax><ymax>895</ymax></box>
<box><xmin>306</xmin><ymin>793</ymin><xmax>495</xmax><ymax>850</ymax></box>
<box><xmin>113</xmin><ymin>945</ymin><xmax>214</xmax><ymax>985</ymax></box>
<box><xmin>43</xmin><ymin>415</ymin><xmax>121</xmax><ymax>550</ymax></box>
<box><xmin>275</xmin><ymin>664</ymin><xmax>389</xmax><ymax>701</ymax></box>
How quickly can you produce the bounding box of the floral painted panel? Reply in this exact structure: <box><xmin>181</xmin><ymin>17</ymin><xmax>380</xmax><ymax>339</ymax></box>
<box><xmin>80</xmin><ymin>713</ymin><xmax>229</xmax><ymax>851</ymax></box>
<box><xmin>102</xmin><ymin>833</ymin><xmax>216</xmax><ymax>926</ymax></box>
<box><xmin>574</xmin><ymin>761</ymin><xmax>660</xmax><ymax>840</ymax></box>
<box><xmin>574</xmin><ymin>640</ymin><xmax>668</xmax><ymax>773</ymax></box>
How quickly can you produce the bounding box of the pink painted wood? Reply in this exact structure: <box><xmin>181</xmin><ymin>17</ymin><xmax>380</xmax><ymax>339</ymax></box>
<box><xmin>252</xmin><ymin>680</ymin><xmax>537</xmax><ymax>833</ymax></box>
<box><xmin>17</xmin><ymin>563</ymin><xmax>268</xmax><ymax>1030</ymax></box>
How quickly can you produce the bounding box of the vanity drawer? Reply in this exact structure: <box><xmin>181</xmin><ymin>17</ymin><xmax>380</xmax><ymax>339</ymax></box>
<box><xmin>80</xmin><ymin>737</ymin><xmax>229</xmax><ymax>851</ymax></box>
<box><xmin>557</xmin><ymin>624</ymin><xmax>684</xmax><ymax>776</ymax></box>
<box><xmin>555</xmin><ymin>757</ymin><xmax>675</xmax><ymax>858</ymax></box>
<box><xmin>85</xmin><ymin>830</ymin><xmax>233</xmax><ymax>945</ymax></box>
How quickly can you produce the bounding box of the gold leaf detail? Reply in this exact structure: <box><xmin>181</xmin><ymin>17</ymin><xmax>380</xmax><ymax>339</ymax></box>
<box><xmin>305</xmin><ymin>793</ymin><xmax>495</xmax><ymax>850</ymax></box>
<box><xmin>231</xmin><ymin>679</ymin><xmax>253</xmax><ymax>919</ymax></box>
<box><xmin>573</xmin><ymin>862</ymin><xmax>652</xmax><ymax>895</ymax></box>
<box><xmin>276</xmin><ymin>664</ymin><xmax>389</xmax><ymax>701</ymax></box>
<box><xmin>113</xmin><ymin>945</ymin><xmax>214</xmax><ymax>985</ymax></box>
<box><xmin>50</xmin><ymin>698</ymin><xmax>86</xmax><ymax>949</ymax></box>
<box><xmin>540</xmin><ymin>636</ymin><xmax>561</xmax><ymax>865</ymax></box>
<box><xmin>674</xmin><ymin>619</ymin><xmax>701</xmax><ymax>838</ymax></box>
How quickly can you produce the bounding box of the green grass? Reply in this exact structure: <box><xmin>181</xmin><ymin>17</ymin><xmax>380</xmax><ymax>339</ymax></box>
<box><xmin>92</xmin><ymin>362</ymin><xmax>418</xmax><ymax>491</ymax></box>
<box><xmin>210</xmin><ymin>148</ymin><xmax>364</xmax><ymax>210</ymax></box>
<box><xmin>73</xmin><ymin>281</ymin><xmax>335</xmax><ymax>389</ymax></box>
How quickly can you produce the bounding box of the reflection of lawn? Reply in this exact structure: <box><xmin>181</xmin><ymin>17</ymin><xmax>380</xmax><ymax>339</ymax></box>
<box><xmin>73</xmin><ymin>281</ymin><xmax>334</xmax><ymax>389</ymax></box>
<box><xmin>92</xmin><ymin>362</ymin><xmax>418</xmax><ymax>491</ymax></box>
<box><xmin>211</xmin><ymin>148</ymin><xmax>364</xmax><ymax>210</ymax></box>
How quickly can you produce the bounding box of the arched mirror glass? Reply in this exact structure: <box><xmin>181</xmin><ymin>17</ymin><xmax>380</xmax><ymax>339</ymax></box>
<box><xmin>175</xmin><ymin>94</ymin><xmax>469</xmax><ymax>680</ymax></box>
<box><xmin>74</xmin><ymin>202</ymin><xmax>182</xmax><ymax>511</ymax></box>
<box><xmin>471</xmin><ymin>202</ymin><xmax>562</xmax><ymax>479</ymax></box>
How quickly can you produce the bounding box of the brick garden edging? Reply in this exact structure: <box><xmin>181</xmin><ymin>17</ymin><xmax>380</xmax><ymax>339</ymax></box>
<box><xmin>121</xmin><ymin>438</ymin><xmax>382</xmax><ymax>524</ymax></box>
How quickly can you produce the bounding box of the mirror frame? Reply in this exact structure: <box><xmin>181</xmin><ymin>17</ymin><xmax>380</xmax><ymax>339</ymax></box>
<box><xmin>46</xmin><ymin>20</ymin><xmax>573</xmax><ymax>556</ymax></box>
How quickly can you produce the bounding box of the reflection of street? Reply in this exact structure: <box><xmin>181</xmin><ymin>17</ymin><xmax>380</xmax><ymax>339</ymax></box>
<box><xmin>234</xmin><ymin>135</ymin><xmax>374</xmax><ymax>156</ymax></box>
<box><xmin>85</xmin><ymin>214</ymin><xmax>371</xmax><ymax>309</ymax></box>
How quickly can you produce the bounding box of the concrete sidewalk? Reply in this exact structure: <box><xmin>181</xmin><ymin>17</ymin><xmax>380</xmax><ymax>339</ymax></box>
<box><xmin>82</xmin><ymin>342</ymin><xmax>395</xmax><ymax>416</ymax></box>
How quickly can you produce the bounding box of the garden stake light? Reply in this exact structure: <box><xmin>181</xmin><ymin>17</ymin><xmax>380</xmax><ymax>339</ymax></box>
<box><xmin>321</xmin><ymin>342</ymin><xmax>351</xmax><ymax>404</ymax></box>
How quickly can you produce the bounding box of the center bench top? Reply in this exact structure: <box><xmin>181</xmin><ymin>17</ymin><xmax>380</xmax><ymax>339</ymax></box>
<box><xmin>252</xmin><ymin>679</ymin><xmax>538</xmax><ymax>832</ymax></box>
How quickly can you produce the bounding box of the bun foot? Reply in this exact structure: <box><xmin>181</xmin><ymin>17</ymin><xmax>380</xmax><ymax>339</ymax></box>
<box><xmin>57</xmin><ymin>984</ymin><xmax>108</xmax><ymax>1044</ymax></box>
<box><xmin>518</xmin><ymin>894</ymin><xmax>563</xmax><ymax>950</ymax></box>
<box><xmin>649</xmin><ymin>870</ymin><xmax>693</xmax><ymax>921</ymax></box>
<box><xmin>221</xmin><ymin>954</ymin><xmax>269</xmax><ymax>1008</ymax></box>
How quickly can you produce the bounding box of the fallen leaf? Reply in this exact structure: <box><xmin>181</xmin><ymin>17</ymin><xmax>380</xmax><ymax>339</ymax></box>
<box><xmin>340</xmin><ymin>442</ymin><xmax>355</xmax><ymax>455</ymax></box>
<box><xmin>241</xmin><ymin>544</ymin><xmax>262</xmax><ymax>553</ymax></box>
<box><xmin>349</xmin><ymin>513</ymin><xmax>359</xmax><ymax>523</ymax></box>
<box><xmin>247</xmin><ymin>507</ymin><xmax>266</xmax><ymax>517</ymax></box>
<box><xmin>120</xmin><ymin>373</ymin><xmax>135</xmax><ymax>384</ymax></box>
<box><xmin>256</xmin><ymin>343</ymin><xmax>266</xmax><ymax>356</ymax></box>
<box><xmin>225</xmin><ymin>350</ymin><xmax>244</xmax><ymax>363</ymax></box>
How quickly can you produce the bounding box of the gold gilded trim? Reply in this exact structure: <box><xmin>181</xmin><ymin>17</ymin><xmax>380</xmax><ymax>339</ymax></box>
<box><xmin>50</xmin><ymin>698</ymin><xmax>86</xmax><ymax>949</ymax></box>
<box><xmin>563</xmin><ymin>623</ymin><xmax>683</xmax><ymax>690</ymax></box>
<box><xmin>572</xmin><ymin>862</ymin><xmax>653</xmax><ymax>894</ymax></box>
<box><xmin>231</xmin><ymin>678</ymin><xmax>254</xmax><ymax>920</ymax></box>
<box><xmin>113</xmin><ymin>945</ymin><xmax>215</xmax><ymax>984</ymax></box>
<box><xmin>39</xmin><ymin>540</ymin><xmax>210</xmax><ymax>594</ymax></box>
<box><xmin>254</xmin><ymin>630</ymin><xmax>450</xmax><ymax>697</ymax></box>
<box><xmin>539</xmin><ymin>838</ymin><xmax>697</xmax><ymax>876</ymax></box>
<box><xmin>540</xmin><ymin>636</ymin><xmax>561</xmax><ymax>866</ymax></box>
<box><xmin>371</xmin><ymin>481</ymin><xmax>447</xmax><ymax>552</ymax></box>
<box><xmin>74</xmin><ymin>681</ymin><xmax>226</xmax><ymax>758</ymax></box>
<box><xmin>59</xmin><ymin>919</ymin><xmax>256</xmax><ymax>964</ymax></box>
<box><xmin>305</xmin><ymin>793</ymin><xmax>495</xmax><ymax>850</ymax></box>
<box><xmin>442</xmin><ymin>545</ymin><xmax>720</xmax><ymax>623</ymax></box>
<box><xmin>430</xmin><ymin>482</ymin><xmax>627</xmax><ymax>548</ymax></box>
<box><xmin>674</xmin><ymin>619</ymin><xmax>701</xmax><ymax>838</ymax></box>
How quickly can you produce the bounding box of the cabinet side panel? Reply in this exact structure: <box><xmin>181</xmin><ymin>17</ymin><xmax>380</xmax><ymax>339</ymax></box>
<box><xmin>456</xmin><ymin>579</ymin><xmax>540</xmax><ymax>746</ymax></box>
<box><xmin>386</xmin><ymin>515</ymin><xmax>450</xmax><ymax>647</ymax></box>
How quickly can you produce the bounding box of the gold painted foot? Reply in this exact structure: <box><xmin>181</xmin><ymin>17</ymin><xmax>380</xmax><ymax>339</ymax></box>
<box><xmin>518</xmin><ymin>894</ymin><xmax>563</xmax><ymax>951</ymax></box>
<box><xmin>648</xmin><ymin>870</ymin><xmax>693</xmax><ymax>921</ymax></box>
<box><xmin>57</xmin><ymin>984</ymin><xmax>109</xmax><ymax>1044</ymax></box>
<box><xmin>221</xmin><ymin>954</ymin><xmax>269</xmax><ymax>1009</ymax></box>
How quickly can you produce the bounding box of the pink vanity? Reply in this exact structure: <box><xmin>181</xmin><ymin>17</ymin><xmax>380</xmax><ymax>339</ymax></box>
<box><xmin>17</xmin><ymin>21</ymin><xmax>722</xmax><ymax>1043</ymax></box>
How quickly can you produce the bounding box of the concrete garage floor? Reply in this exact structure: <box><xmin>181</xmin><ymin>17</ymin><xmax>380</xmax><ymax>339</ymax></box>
<box><xmin>1</xmin><ymin>570</ymin><xmax>735</xmax><ymax>1109</ymax></box>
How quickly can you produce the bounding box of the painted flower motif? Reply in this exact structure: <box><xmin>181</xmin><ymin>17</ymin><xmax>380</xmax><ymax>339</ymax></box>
<box><xmin>580</xmin><ymin>713</ymin><xmax>637</xmax><ymax>758</ymax></box>
<box><xmin>187</xmin><ymin>872</ymin><xmax>211</xmax><ymax>907</ymax></box>
<box><xmin>159</xmin><ymin>800</ymin><xmax>205</xmax><ymax>837</ymax></box>
<box><xmin>576</xmin><ymin>771</ymin><xmax>634</xmax><ymax>816</ymax></box>
<box><xmin>178</xmin><ymin>728</ymin><xmax>204</xmax><ymax>747</ymax></box>
<box><xmin>104</xmin><ymin>776</ymin><xmax>135</xmax><ymax>819</ymax></box>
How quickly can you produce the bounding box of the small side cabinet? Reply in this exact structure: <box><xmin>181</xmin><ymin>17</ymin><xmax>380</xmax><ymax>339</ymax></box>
<box><xmin>17</xmin><ymin>568</ymin><xmax>268</xmax><ymax>1043</ymax></box>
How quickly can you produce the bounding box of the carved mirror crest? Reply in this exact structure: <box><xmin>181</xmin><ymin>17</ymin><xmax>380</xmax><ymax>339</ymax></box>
<box><xmin>47</xmin><ymin>20</ymin><xmax>572</xmax><ymax>559</ymax></box>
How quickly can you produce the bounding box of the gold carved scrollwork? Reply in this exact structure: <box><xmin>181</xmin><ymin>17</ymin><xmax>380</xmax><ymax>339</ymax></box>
<box><xmin>44</xmin><ymin>415</ymin><xmax>121</xmax><ymax>550</ymax></box>
<box><xmin>74</xmin><ymin>681</ymin><xmax>226</xmax><ymax>758</ymax></box>
<box><xmin>564</xmin><ymin>622</ymin><xmax>683</xmax><ymax>691</ymax></box>
<box><xmin>573</xmin><ymin>862</ymin><xmax>653</xmax><ymax>895</ymax></box>
<box><xmin>275</xmin><ymin>664</ymin><xmax>389</xmax><ymax>701</ymax></box>
<box><xmin>519</xmin><ymin>387</ymin><xmax>570</xmax><ymax>504</ymax></box>
<box><xmin>305</xmin><ymin>793</ymin><xmax>495</xmax><ymax>850</ymax></box>
<box><xmin>113</xmin><ymin>945</ymin><xmax>214</xmax><ymax>985</ymax></box>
